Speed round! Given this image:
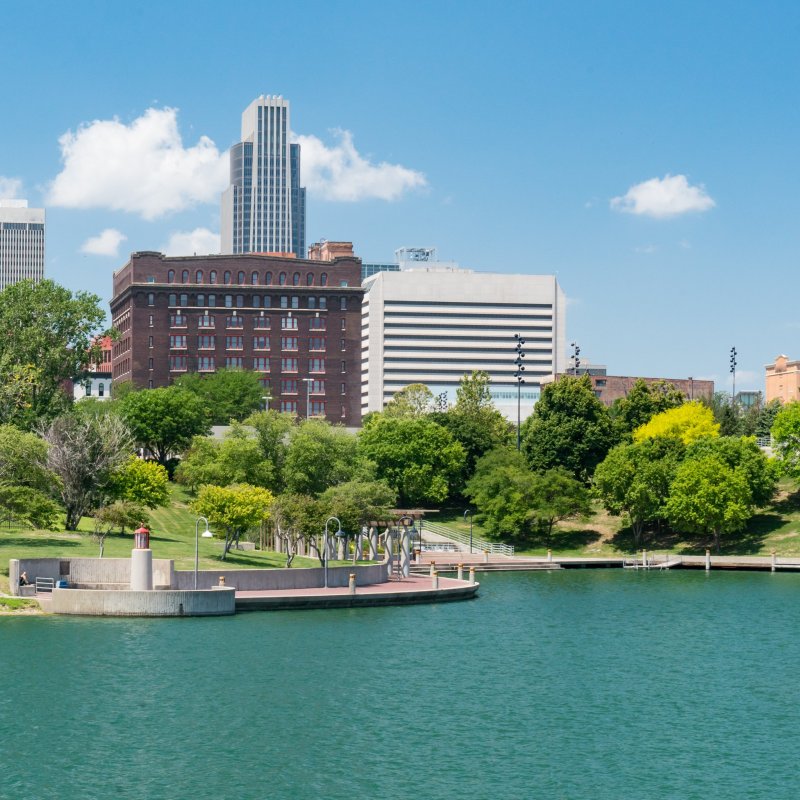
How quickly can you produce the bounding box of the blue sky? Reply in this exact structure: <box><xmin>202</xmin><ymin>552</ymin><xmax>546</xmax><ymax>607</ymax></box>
<box><xmin>2</xmin><ymin>0</ymin><xmax>799</xmax><ymax>392</ymax></box>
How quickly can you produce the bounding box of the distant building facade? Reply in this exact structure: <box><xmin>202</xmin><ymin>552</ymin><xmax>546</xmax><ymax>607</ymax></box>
<box><xmin>361</xmin><ymin>256</ymin><xmax>566</xmax><ymax>421</ymax></box>
<box><xmin>74</xmin><ymin>337</ymin><xmax>113</xmax><ymax>401</ymax></box>
<box><xmin>0</xmin><ymin>199</ymin><xmax>45</xmax><ymax>290</ymax></box>
<box><xmin>221</xmin><ymin>95</ymin><xmax>306</xmax><ymax>257</ymax></box>
<box><xmin>765</xmin><ymin>355</ymin><xmax>800</xmax><ymax>404</ymax></box>
<box><xmin>542</xmin><ymin>373</ymin><xmax>714</xmax><ymax>406</ymax></box>
<box><xmin>110</xmin><ymin>247</ymin><xmax>363</xmax><ymax>424</ymax></box>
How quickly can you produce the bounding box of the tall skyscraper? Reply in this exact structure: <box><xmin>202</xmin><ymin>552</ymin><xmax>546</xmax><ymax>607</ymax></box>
<box><xmin>221</xmin><ymin>95</ymin><xmax>306</xmax><ymax>257</ymax></box>
<box><xmin>0</xmin><ymin>199</ymin><xmax>45</xmax><ymax>290</ymax></box>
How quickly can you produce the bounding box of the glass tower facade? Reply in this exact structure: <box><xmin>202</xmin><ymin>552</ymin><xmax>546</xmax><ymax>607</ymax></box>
<box><xmin>221</xmin><ymin>96</ymin><xmax>306</xmax><ymax>257</ymax></box>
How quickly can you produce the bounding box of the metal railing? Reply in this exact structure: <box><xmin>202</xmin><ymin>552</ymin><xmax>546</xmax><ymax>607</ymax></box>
<box><xmin>755</xmin><ymin>436</ymin><xmax>773</xmax><ymax>448</ymax></box>
<box><xmin>422</xmin><ymin>520</ymin><xmax>515</xmax><ymax>556</ymax></box>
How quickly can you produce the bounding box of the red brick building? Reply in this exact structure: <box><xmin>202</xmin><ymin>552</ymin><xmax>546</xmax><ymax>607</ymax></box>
<box><xmin>542</xmin><ymin>373</ymin><xmax>714</xmax><ymax>406</ymax></box>
<box><xmin>110</xmin><ymin>246</ymin><xmax>364</xmax><ymax>424</ymax></box>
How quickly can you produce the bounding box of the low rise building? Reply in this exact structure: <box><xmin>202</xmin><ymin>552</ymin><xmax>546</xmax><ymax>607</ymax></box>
<box><xmin>541</xmin><ymin>373</ymin><xmax>714</xmax><ymax>406</ymax></box>
<box><xmin>765</xmin><ymin>355</ymin><xmax>800</xmax><ymax>404</ymax></box>
<box><xmin>73</xmin><ymin>336</ymin><xmax>113</xmax><ymax>401</ymax></box>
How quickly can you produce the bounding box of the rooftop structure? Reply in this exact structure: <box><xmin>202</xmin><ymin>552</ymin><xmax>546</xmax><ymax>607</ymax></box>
<box><xmin>765</xmin><ymin>354</ymin><xmax>800</xmax><ymax>404</ymax></box>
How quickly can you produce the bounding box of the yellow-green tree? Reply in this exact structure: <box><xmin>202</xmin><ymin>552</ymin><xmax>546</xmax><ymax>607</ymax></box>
<box><xmin>633</xmin><ymin>401</ymin><xmax>719</xmax><ymax>445</ymax></box>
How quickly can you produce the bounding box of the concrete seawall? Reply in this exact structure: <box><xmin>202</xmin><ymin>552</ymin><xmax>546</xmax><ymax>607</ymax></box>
<box><xmin>173</xmin><ymin>563</ymin><xmax>388</xmax><ymax>590</ymax></box>
<box><xmin>48</xmin><ymin>587</ymin><xmax>235</xmax><ymax>616</ymax></box>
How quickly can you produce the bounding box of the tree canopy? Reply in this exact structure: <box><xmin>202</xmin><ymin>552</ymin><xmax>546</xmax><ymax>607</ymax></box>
<box><xmin>175</xmin><ymin>368</ymin><xmax>266</xmax><ymax>425</ymax></box>
<box><xmin>110</xmin><ymin>456</ymin><xmax>170</xmax><ymax>509</ymax></box>
<box><xmin>521</xmin><ymin>375</ymin><xmax>617</xmax><ymax>482</ymax></box>
<box><xmin>610</xmin><ymin>379</ymin><xmax>685</xmax><ymax>435</ymax></box>
<box><xmin>633</xmin><ymin>401</ymin><xmax>719</xmax><ymax>445</ymax></box>
<box><xmin>770</xmin><ymin>402</ymin><xmax>800</xmax><ymax>480</ymax></box>
<box><xmin>382</xmin><ymin>384</ymin><xmax>435</xmax><ymax>417</ymax></box>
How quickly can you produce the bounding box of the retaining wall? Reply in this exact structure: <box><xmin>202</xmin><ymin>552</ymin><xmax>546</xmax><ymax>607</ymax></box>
<box><xmin>173</xmin><ymin>563</ymin><xmax>388</xmax><ymax>591</ymax></box>
<box><xmin>48</xmin><ymin>587</ymin><xmax>235</xmax><ymax>616</ymax></box>
<box><xmin>9</xmin><ymin>557</ymin><xmax>174</xmax><ymax>595</ymax></box>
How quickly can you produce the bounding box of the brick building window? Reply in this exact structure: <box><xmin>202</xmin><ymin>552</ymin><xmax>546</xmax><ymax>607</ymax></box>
<box><xmin>309</xmin><ymin>337</ymin><xmax>326</xmax><ymax>351</ymax></box>
<box><xmin>198</xmin><ymin>315</ymin><xmax>215</xmax><ymax>328</ymax></box>
<box><xmin>253</xmin><ymin>336</ymin><xmax>269</xmax><ymax>350</ymax></box>
<box><xmin>309</xmin><ymin>358</ymin><xmax>325</xmax><ymax>373</ymax></box>
<box><xmin>198</xmin><ymin>335</ymin><xmax>216</xmax><ymax>349</ymax></box>
<box><xmin>310</xmin><ymin>318</ymin><xmax>326</xmax><ymax>330</ymax></box>
<box><xmin>340</xmin><ymin>338</ymin><xmax>346</xmax><ymax>351</ymax></box>
<box><xmin>340</xmin><ymin>298</ymin><xmax>347</xmax><ymax>311</ymax></box>
<box><xmin>281</xmin><ymin>337</ymin><xmax>298</xmax><ymax>351</ymax></box>
<box><xmin>309</xmin><ymin>379</ymin><xmax>325</xmax><ymax>394</ymax></box>
<box><xmin>281</xmin><ymin>379</ymin><xmax>298</xmax><ymax>394</ymax></box>
<box><xmin>226</xmin><ymin>357</ymin><xmax>244</xmax><ymax>368</ymax></box>
<box><xmin>310</xmin><ymin>401</ymin><xmax>325</xmax><ymax>417</ymax></box>
<box><xmin>226</xmin><ymin>336</ymin><xmax>244</xmax><ymax>350</ymax></box>
<box><xmin>281</xmin><ymin>358</ymin><xmax>298</xmax><ymax>373</ymax></box>
<box><xmin>280</xmin><ymin>400</ymin><xmax>297</xmax><ymax>413</ymax></box>
<box><xmin>148</xmin><ymin>293</ymin><xmax>155</xmax><ymax>306</ymax></box>
<box><xmin>253</xmin><ymin>357</ymin><xmax>269</xmax><ymax>371</ymax></box>
<box><xmin>170</xmin><ymin>314</ymin><xmax>187</xmax><ymax>327</ymax></box>
<box><xmin>253</xmin><ymin>316</ymin><xmax>270</xmax><ymax>329</ymax></box>
<box><xmin>209</xmin><ymin>270</ymin><xmax>217</xmax><ymax>284</ymax></box>
<box><xmin>226</xmin><ymin>316</ymin><xmax>243</xmax><ymax>328</ymax></box>
<box><xmin>319</xmin><ymin>297</ymin><xmax>327</xmax><ymax>310</ymax></box>
<box><xmin>169</xmin><ymin>335</ymin><xmax>187</xmax><ymax>349</ymax></box>
<box><xmin>198</xmin><ymin>356</ymin><xmax>216</xmax><ymax>372</ymax></box>
<box><xmin>281</xmin><ymin>317</ymin><xmax>298</xmax><ymax>330</ymax></box>
<box><xmin>308</xmin><ymin>297</ymin><xmax>316</xmax><ymax>309</ymax></box>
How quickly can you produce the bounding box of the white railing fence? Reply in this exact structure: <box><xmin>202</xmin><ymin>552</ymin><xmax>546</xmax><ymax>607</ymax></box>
<box><xmin>421</xmin><ymin>520</ymin><xmax>514</xmax><ymax>557</ymax></box>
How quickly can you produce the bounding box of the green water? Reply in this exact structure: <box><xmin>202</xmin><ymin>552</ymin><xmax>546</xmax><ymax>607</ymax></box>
<box><xmin>3</xmin><ymin>570</ymin><xmax>800</xmax><ymax>799</ymax></box>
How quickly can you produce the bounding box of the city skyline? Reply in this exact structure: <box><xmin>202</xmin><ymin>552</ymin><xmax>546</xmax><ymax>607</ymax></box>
<box><xmin>2</xmin><ymin>1</ymin><xmax>800</xmax><ymax>392</ymax></box>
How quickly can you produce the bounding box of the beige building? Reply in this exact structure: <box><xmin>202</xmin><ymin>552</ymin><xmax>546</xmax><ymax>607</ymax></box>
<box><xmin>765</xmin><ymin>355</ymin><xmax>800</xmax><ymax>404</ymax></box>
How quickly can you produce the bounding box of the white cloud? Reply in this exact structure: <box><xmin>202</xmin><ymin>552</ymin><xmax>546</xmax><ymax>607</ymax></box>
<box><xmin>0</xmin><ymin>176</ymin><xmax>23</xmax><ymax>198</ymax></box>
<box><xmin>634</xmin><ymin>244</ymin><xmax>657</xmax><ymax>254</ymax></box>
<box><xmin>80</xmin><ymin>228</ymin><xmax>127</xmax><ymax>257</ymax></box>
<box><xmin>48</xmin><ymin>108</ymin><xmax>228</xmax><ymax>219</ymax></box>
<box><xmin>611</xmin><ymin>174</ymin><xmax>715</xmax><ymax>218</ymax></box>
<box><xmin>292</xmin><ymin>129</ymin><xmax>426</xmax><ymax>201</ymax></box>
<box><xmin>162</xmin><ymin>227</ymin><xmax>220</xmax><ymax>256</ymax></box>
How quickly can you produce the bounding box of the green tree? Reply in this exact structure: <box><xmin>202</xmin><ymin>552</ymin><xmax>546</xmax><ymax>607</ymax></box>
<box><xmin>175</xmin><ymin>368</ymin><xmax>266</xmax><ymax>425</ymax></box>
<box><xmin>318</xmin><ymin>479</ymin><xmax>397</xmax><ymax>538</ymax></box>
<box><xmin>634</xmin><ymin>401</ymin><xmax>719</xmax><ymax>445</ymax></box>
<box><xmin>270</xmin><ymin>493</ymin><xmax>322</xmax><ymax>566</ymax></box>
<box><xmin>700</xmin><ymin>392</ymin><xmax>741</xmax><ymax>437</ymax></box>
<box><xmin>283</xmin><ymin>419</ymin><xmax>370</xmax><ymax>496</ymax></box>
<box><xmin>610</xmin><ymin>379</ymin><xmax>686</xmax><ymax>436</ymax></box>
<box><xmin>529</xmin><ymin>468</ymin><xmax>592</xmax><ymax>543</ymax></box>
<box><xmin>243</xmin><ymin>410</ymin><xmax>294</xmax><ymax>491</ymax></box>
<box><xmin>383</xmin><ymin>384</ymin><xmax>435</xmax><ymax>417</ymax></box>
<box><xmin>755</xmin><ymin>399</ymin><xmax>781</xmax><ymax>439</ymax></box>
<box><xmin>42</xmin><ymin>411</ymin><xmax>133</xmax><ymax>530</ymax></box>
<box><xmin>192</xmin><ymin>483</ymin><xmax>274</xmax><ymax>559</ymax></box>
<box><xmin>466</xmin><ymin>448</ymin><xmax>540</xmax><ymax>541</ymax></box>
<box><xmin>0</xmin><ymin>485</ymin><xmax>61</xmax><ymax>530</ymax></box>
<box><xmin>92</xmin><ymin>501</ymin><xmax>149</xmax><ymax>557</ymax></box>
<box><xmin>521</xmin><ymin>375</ymin><xmax>617</xmax><ymax>482</ymax></box>
<box><xmin>594</xmin><ymin>437</ymin><xmax>685</xmax><ymax>547</ymax></box>
<box><xmin>684</xmin><ymin>436</ymin><xmax>777</xmax><ymax>507</ymax></box>
<box><xmin>666</xmin><ymin>455</ymin><xmax>753</xmax><ymax>552</ymax></box>
<box><xmin>770</xmin><ymin>402</ymin><xmax>800</xmax><ymax>479</ymax></box>
<box><xmin>454</xmin><ymin>370</ymin><xmax>494</xmax><ymax>414</ymax></box>
<box><xmin>110</xmin><ymin>456</ymin><xmax>170</xmax><ymax>509</ymax></box>
<box><xmin>358</xmin><ymin>415</ymin><xmax>465</xmax><ymax>505</ymax></box>
<box><xmin>175</xmin><ymin>423</ymin><xmax>275</xmax><ymax>492</ymax></box>
<box><xmin>0</xmin><ymin>279</ymin><xmax>107</xmax><ymax>427</ymax></box>
<box><xmin>0</xmin><ymin>423</ymin><xmax>55</xmax><ymax>492</ymax></box>
<box><xmin>119</xmin><ymin>386</ymin><xmax>209</xmax><ymax>469</ymax></box>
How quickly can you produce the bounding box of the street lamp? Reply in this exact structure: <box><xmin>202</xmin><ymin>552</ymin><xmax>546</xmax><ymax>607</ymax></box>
<box><xmin>261</xmin><ymin>395</ymin><xmax>270</xmax><ymax>412</ymax></box>
<box><xmin>688</xmin><ymin>376</ymin><xmax>694</xmax><ymax>401</ymax></box>
<box><xmin>730</xmin><ymin>347</ymin><xmax>737</xmax><ymax>407</ymax></box>
<box><xmin>194</xmin><ymin>516</ymin><xmax>214</xmax><ymax>589</ymax></box>
<box><xmin>323</xmin><ymin>515</ymin><xmax>342</xmax><ymax>589</ymax></box>
<box><xmin>570</xmin><ymin>341</ymin><xmax>581</xmax><ymax>375</ymax></box>
<box><xmin>464</xmin><ymin>509</ymin><xmax>474</xmax><ymax>554</ymax></box>
<box><xmin>514</xmin><ymin>334</ymin><xmax>526</xmax><ymax>451</ymax></box>
<box><xmin>302</xmin><ymin>378</ymin><xmax>313</xmax><ymax>419</ymax></box>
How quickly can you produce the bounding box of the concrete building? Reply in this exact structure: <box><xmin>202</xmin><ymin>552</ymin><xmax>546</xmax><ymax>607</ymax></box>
<box><xmin>361</xmin><ymin>256</ymin><xmax>566</xmax><ymax>421</ymax></box>
<box><xmin>0</xmin><ymin>199</ymin><xmax>45</xmax><ymax>290</ymax></box>
<box><xmin>221</xmin><ymin>95</ymin><xmax>306</xmax><ymax>257</ymax></box>
<box><xmin>110</xmin><ymin>246</ymin><xmax>364</xmax><ymax>425</ymax></box>
<box><xmin>542</xmin><ymin>372</ymin><xmax>714</xmax><ymax>406</ymax></box>
<box><xmin>765</xmin><ymin>355</ymin><xmax>800</xmax><ymax>404</ymax></box>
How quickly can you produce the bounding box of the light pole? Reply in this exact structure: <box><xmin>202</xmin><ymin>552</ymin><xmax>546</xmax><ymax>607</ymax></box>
<box><xmin>194</xmin><ymin>516</ymin><xmax>214</xmax><ymax>589</ymax></box>
<box><xmin>464</xmin><ymin>509</ymin><xmax>473</xmax><ymax>554</ymax></box>
<box><xmin>514</xmin><ymin>334</ymin><xmax>526</xmax><ymax>451</ymax></box>
<box><xmin>570</xmin><ymin>341</ymin><xmax>581</xmax><ymax>375</ymax></box>
<box><xmin>261</xmin><ymin>395</ymin><xmax>270</xmax><ymax>412</ymax></box>
<box><xmin>730</xmin><ymin>347</ymin><xmax>737</xmax><ymax>407</ymax></box>
<box><xmin>302</xmin><ymin>378</ymin><xmax>313</xmax><ymax>419</ymax></box>
<box><xmin>323</xmin><ymin>515</ymin><xmax>342</xmax><ymax>588</ymax></box>
<box><xmin>688</xmin><ymin>376</ymin><xmax>694</xmax><ymax>401</ymax></box>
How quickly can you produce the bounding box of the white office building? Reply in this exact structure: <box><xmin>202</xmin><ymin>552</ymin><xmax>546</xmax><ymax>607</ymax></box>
<box><xmin>361</xmin><ymin>256</ymin><xmax>566</xmax><ymax>421</ymax></box>
<box><xmin>220</xmin><ymin>95</ymin><xmax>306</xmax><ymax>257</ymax></box>
<box><xmin>0</xmin><ymin>199</ymin><xmax>45</xmax><ymax>290</ymax></box>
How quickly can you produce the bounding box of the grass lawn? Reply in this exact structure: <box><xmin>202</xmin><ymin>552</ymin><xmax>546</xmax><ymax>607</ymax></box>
<box><xmin>431</xmin><ymin>480</ymin><xmax>800</xmax><ymax>558</ymax></box>
<box><xmin>0</xmin><ymin>484</ymin><xmax>323</xmax><ymax>594</ymax></box>
<box><xmin>0</xmin><ymin>597</ymin><xmax>40</xmax><ymax>612</ymax></box>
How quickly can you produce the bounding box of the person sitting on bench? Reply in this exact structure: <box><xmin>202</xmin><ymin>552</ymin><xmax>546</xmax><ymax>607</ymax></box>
<box><xmin>19</xmin><ymin>571</ymin><xmax>30</xmax><ymax>586</ymax></box>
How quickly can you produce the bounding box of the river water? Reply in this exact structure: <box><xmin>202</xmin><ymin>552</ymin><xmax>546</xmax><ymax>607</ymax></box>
<box><xmin>2</xmin><ymin>570</ymin><xmax>799</xmax><ymax>799</ymax></box>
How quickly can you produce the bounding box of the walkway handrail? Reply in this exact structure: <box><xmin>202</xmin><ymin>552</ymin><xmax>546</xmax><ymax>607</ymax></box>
<box><xmin>422</xmin><ymin>520</ymin><xmax>515</xmax><ymax>556</ymax></box>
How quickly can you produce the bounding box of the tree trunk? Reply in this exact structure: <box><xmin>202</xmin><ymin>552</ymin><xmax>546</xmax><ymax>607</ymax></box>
<box><xmin>714</xmin><ymin>528</ymin><xmax>721</xmax><ymax>554</ymax></box>
<box><xmin>65</xmin><ymin>506</ymin><xmax>81</xmax><ymax>531</ymax></box>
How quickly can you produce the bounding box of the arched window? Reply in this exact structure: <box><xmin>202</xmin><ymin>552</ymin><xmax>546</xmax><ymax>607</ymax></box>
<box><xmin>169</xmin><ymin>293</ymin><xmax>177</xmax><ymax>306</ymax></box>
<box><xmin>251</xmin><ymin>271</ymin><xmax>259</xmax><ymax>285</ymax></box>
<box><xmin>279</xmin><ymin>272</ymin><xmax>287</xmax><ymax>286</ymax></box>
<box><xmin>320</xmin><ymin>273</ymin><xmax>328</xmax><ymax>286</ymax></box>
<box><xmin>265</xmin><ymin>271</ymin><xmax>273</xmax><ymax>285</ymax></box>
<box><xmin>167</xmin><ymin>269</ymin><xmax>175</xmax><ymax>284</ymax></box>
<box><xmin>253</xmin><ymin>296</ymin><xmax>261</xmax><ymax>308</ymax></box>
<box><xmin>237</xmin><ymin>271</ymin><xmax>245</xmax><ymax>285</ymax></box>
<box><xmin>195</xmin><ymin>270</ymin><xmax>204</xmax><ymax>283</ymax></box>
<box><xmin>209</xmin><ymin>270</ymin><xmax>217</xmax><ymax>284</ymax></box>
<box><xmin>197</xmin><ymin>294</ymin><xmax>205</xmax><ymax>307</ymax></box>
<box><xmin>182</xmin><ymin>270</ymin><xmax>189</xmax><ymax>284</ymax></box>
<box><xmin>308</xmin><ymin>297</ymin><xmax>316</xmax><ymax>309</ymax></box>
<box><xmin>306</xmin><ymin>272</ymin><xmax>314</xmax><ymax>286</ymax></box>
<box><xmin>293</xmin><ymin>272</ymin><xmax>300</xmax><ymax>286</ymax></box>
<box><xmin>224</xmin><ymin>271</ymin><xmax>232</xmax><ymax>285</ymax></box>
